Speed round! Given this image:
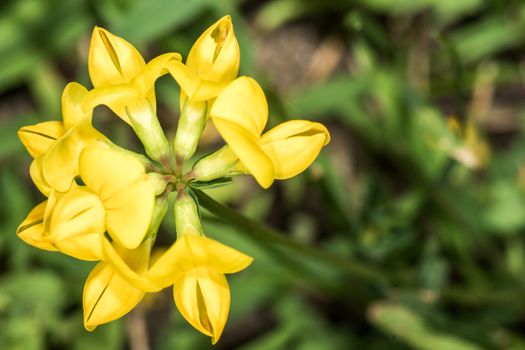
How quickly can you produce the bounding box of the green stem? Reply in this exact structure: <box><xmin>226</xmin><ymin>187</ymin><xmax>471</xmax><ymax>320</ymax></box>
<box><xmin>193</xmin><ymin>189</ymin><xmax>389</xmax><ymax>284</ymax></box>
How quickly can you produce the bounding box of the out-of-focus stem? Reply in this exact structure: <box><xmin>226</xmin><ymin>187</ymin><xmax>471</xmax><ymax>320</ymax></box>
<box><xmin>193</xmin><ymin>189</ymin><xmax>388</xmax><ymax>284</ymax></box>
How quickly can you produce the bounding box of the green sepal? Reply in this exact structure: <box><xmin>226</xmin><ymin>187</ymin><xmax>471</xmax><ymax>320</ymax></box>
<box><xmin>189</xmin><ymin>177</ymin><xmax>233</xmax><ymax>189</ymax></box>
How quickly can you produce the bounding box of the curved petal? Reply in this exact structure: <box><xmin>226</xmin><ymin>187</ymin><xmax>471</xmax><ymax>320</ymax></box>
<box><xmin>82</xmin><ymin>84</ymin><xmax>139</xmax><ymax>125</ymax></box>
<box><xmin>101</xmin><ymin>237</ymin><xmax>160</xmax><ymax>292</ymax></box>
<box><xmin>261</xmin><ymin>120</ymin><xmax>330</xmax><ymax>145</ymax></box>
<box><xmin>88</xmin><ymin>27</ymin><xmax>145</xmax><ymax>87</ymax></box>
<box><xmin>104</xmin><ymin>178</ymin><xmax>155</xmax><ymax>249</ymax></box>
<box><xmin>197</xmin><ymin>269</ymin><xmax>230</xmax><ymax>344</ymax></box>
<box><xmin>42</xmin><ymin>121</ymin><xmax>109</xmax><ymax>193</ymax></box>
<box><xmin>261</xmin><ymin>121</ymin><xmax>330</xmax><ymax>179</ymax></box>
<box><xmin>187</xmin><ymin>15</ymin><xmax>240</xmax><ymax>83</ymax></box>
<box><xmin>132</xmin><ymin>52</ymin><xmax>182</xmax><ymax>96</ymax></box>
<box><xmin>213</xmin><ymin>119</ymin><xmax>274</xmax><ymax>188</ymax></box>
<box><xmin>173</xmin><ymin>268</ymin><xmax>230</xmax><ymax>343</ymax></box>
<box><xmin>210</xmin><ymin>76</ymin><xmax>268</xmax><ymax>136</ymax></box>
<box><xmin>204</xmin><ymin>238</ymin><xmax>253</xmax><ymax>274</ymax></box>
<box><xmin>17</xmin><ymin>201</ymin><xmax>57</xmax><ymax>251</ymax></box>
<box><xmin>79</xmin><ymin>147</ymin><xmax>147</xmax><ymax>200</ymax></box>
<box><xmin>62</xmin><ymin>82</ymin><xmax>92</xmax><ymax>129</ymax></box>
<box><xmin>47</xmin><ymin>185</ymin><xmax>104</xmax><ymax>261</ymax></box>
<box><xmin>83</xmin><ymin>262</ymin><xmax>145</xmax><ymax>331</ymax></box>
<box><xmin>18</xmin><ymin>121</ymin><xmax>65</xmax><ymax>158</ymax></box>
<box><xmin>29</xmin><ymin>157</ymin><xmax>52</xmax><ymax>196</ymax></box>
<box><xmin>146</xmin><ymin>235</ymin><xmax>201</xmax><ymax>289</ymax></box>
<box><xmin>168</xmin><ymin>60</ymin><xmax>229</xmax><ymax>102</ymax></box>
<box><xmin>79</xmin><ymin>147</ymin><xmax>155</xmax><ymax>249</ymax></box>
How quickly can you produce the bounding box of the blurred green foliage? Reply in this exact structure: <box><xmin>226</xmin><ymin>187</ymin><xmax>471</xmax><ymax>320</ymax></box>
<box><xmin>1</xmin><ymin>0</ymin><xmax>525</xmax><ymax>349</ymax></box>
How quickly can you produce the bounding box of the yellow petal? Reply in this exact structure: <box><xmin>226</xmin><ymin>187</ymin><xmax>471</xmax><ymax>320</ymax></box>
<box><xmin>83</xmin><ymin>262</ymin><xmax>145</xmax><ymax>331</ymax></box>
<box><xmin>146</xmin><ymin>235</ymin><xmax>194</xmax><ymax>289</ymax></box>
<box><xmin>261</xmin><ymin>120</ymin><xmax>331</xmax><ymax>145</ymax></box>
<box><xmin>46</xmin><ymin>185</ymin><xmax>104</xmax><ymax>261</ymax></box>
<box><xmin>173</xmin><ymin>268</ymin><xmax>230</xmax><ymax>343</ymax></box>
<box><xmin>42</xmin><ymin>121</ymin><xmax>109</xmax><ymax>192</ymax></box>
<box><xmin>82</xmin><ymin>84</ymin><xmax>139</xmax><ymax>124</ymax></box>
<box><xmin>132</xmin><ymin>52</ymin><xmax>182</xmax><ymax>96</ymax></box>
<box><xmin>210</xmin><ymin>76</ymin><xmax>268</xmax><ymax>136</ymax></box>
<box><xmin>62</xmin><ymin>82</ymin><xmax>91</xmax><ymax>129</ymax></box>
<box><xmin>18</xmin><ymin>121</ymin><xmax>65</xmax><ymax>158</ymax></box>
<box><xmin>212</xmin><ymin>119</ymin><xmax>274</xmax><ymax>188</ymax></box>
<box><xmin>29</xmin><ymin>157</ymin><xmax>52</xmax><ymax>196</ymax></box>
<box><xmin>17</xmin><ymin>201</ymin><xmax>57</xmax><ymax>251</ymax></box>
<box><xmin>169</xmin><ymin>60</ymin><xmax>230</xmax><ymax>102</ymax></box>
<box><xmin>261</xmin><ymin>120</ymin><xmax>330</xmax><ymax>179</ymax></box>
<box><xmin>187</xmin><ymin>15</ymin><xmax>240</xmax><ymax>83</ymax></box>
<box><xmin>105</xmin><ymin>179</ymin><xmax>155</xmax><ymax>249</ymax></box>
<box><xmin>205</xmin><ymin>238</ymin><xmax>253</xmax><ymax>274</ymax></box>
<box><xmin>147</xmin><ymin>235</ymin><xmax>251</xmax><ymax>289</ymax></box>
<box><xmin>79</xmin><ymin>147</ymin><xmax>155</xmax><ymax>249</ymax></box>
<box><xmin>101</xmin><ymin>235</ymin><xmax>161</xmax><ymax>292</ymax></box>
<box><xmin>88</xmin><ymin>27</ymin><xmax>145</xmax><ymax>88</ymax></box>
<box><xmin>79</xmin><ymin>147</ymin><xmax>146</xmax><ymax>200</ymax></box>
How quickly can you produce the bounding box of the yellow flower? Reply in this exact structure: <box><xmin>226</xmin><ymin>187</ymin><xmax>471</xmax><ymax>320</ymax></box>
<box><xmin>145</xmin><ymin>191</ymin><xmax>252</xmax><ymax>343</ymax></box>
<box><xmin>193</xmin><ymin>76</ymin><xmax>330</xmax><ymax>188</ymax></box>
<box><xmin>83</xmin><ymin>248</ymin><xmax>148</xmax><ymax>331</ymax></box>
<box><xmin>168</xmin><ymin>15</ymin><xmax>240</xmax><ymax>104</ymax></box>
<box><xmin>16</xmin><ymin>183</ymin><xmax>106</xmax><ymax>261</ymax></box>
<box><xmin>18</xmin><ymin>82</ymin><xmax>109</xmax><ymax>194</ymax></box>
<box><xmin>16</xmin><ymin>201</ymin><xmax>57</xmax><ymax>252</ymax></box>
<box><xmin>172</xmin><ymin>16</ymin><xmax>240</xmax><ymax>161</ymax></box>
<box><xmin>85</xmin><ymin>27</ymin><xmax>181</xmax><ymax>161</ymax></box>
<box><xmin>147</xmin><ymin>234</ymin><xmax>252</xmax><ymax>343</ymax></box>
<box><xmin>79</xmin><ymin>147</ymin><xmax>155</xmax><ymax>249</ymax></box>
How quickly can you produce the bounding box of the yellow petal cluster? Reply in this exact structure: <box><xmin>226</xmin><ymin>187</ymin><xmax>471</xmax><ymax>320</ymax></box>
<box><xmin>15</xmin><ymin>16</ymin><xmax>328</xmax><ymax>345</ymax></box>
<box><xmin>193</xmin><ymin>76</ymin><xmax>330</xmax><ymax>188</ymax></box>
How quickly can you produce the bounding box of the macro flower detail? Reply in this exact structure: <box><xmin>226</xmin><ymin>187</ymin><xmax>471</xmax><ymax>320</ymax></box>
<box><xmin>15</xmin><ymin>16</ymin><xmax>329</xmax><ymax>345</ymax></box>
<box><xmin>85</xmin><ymin>27</ymin><xmax>181</xmax><ymax>162</ymax></box>
<box><xmin>192</xmin><ymin>76</ymin><xmax>331</xmax><ymax>188</ymax></box>
<box><xmin>172</xmin><ymin>15</ymin><xmax>240</xmax><ymax>165</ymax></box>
<box><xmin>79</xmin><ymin>147</ymin><xmax>155</xmax><ymax>250</ymax></box>
<box><xmin>147</xmin><ymin>190</ymin><xmax>253</xmax><ymax>343</ymax></box>
<box><xmin>18</xmin><ymin>82</ymin><xmax>109</xmax><ymax>194</ymax></box>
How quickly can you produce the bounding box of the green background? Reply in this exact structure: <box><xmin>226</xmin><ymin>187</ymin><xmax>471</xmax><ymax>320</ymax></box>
<box><xmin>1</xmin><ymin>0</ymin><xmax>525</xmax><ymax>349</ymax></box>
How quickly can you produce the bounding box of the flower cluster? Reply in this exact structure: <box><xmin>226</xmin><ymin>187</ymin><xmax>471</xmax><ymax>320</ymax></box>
<box><xmin>16</xmin><ymin>16</ymin><xmax>330</xmax><ymax>343</ymax></box>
